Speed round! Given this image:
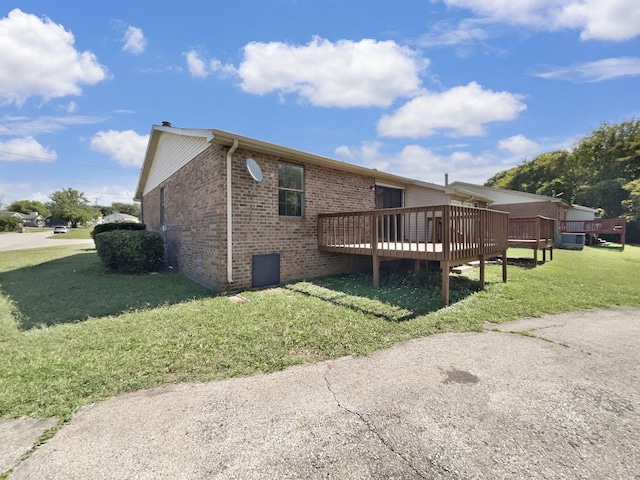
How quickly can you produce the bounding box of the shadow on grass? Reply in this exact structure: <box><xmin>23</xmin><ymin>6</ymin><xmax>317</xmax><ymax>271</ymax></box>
<box><xmin>589</xmin><ymin>243</ymin><xmax>626</xmax><ymax>251</ymax></box>
<box><xmin>286</xmin><ymin>270</ymin><xmax>482</xmax><ymax>322</ymax></box>
<box><xmin>0</xmin><ymin>249</ymin><xmax>215</xmax><ymax>330</ymax></box>
<box><xmin>506</xmin><ymin>257</ymin><xmax>544</xmax><ymax>269</ymax></box>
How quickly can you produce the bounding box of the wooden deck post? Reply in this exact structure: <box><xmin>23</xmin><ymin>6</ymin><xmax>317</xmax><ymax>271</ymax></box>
<box><xmin>441</xmin><ymin>260</ymin><xmax>450</xmax><ymax>306</ymax></box>
<box><xmin>479</xmin><ymin>255</ymin><xmax>485</xmax><ymax>290</ymax></box>
<box><xmin>532</xmin><ymin>247</ymin><xmax>538</xmax><ymax>267</ymax></box>
<box><xmin>414</xmin><ymin>259</ymin><xmax>421</xmax><ymax>272</ymax></box>
<box><xmin>441</xmin><ymin>205</ymin><xmax>451</xmax><ymax>306</ymax></box>
<box><xmin>372</xmin><ymin>254</ymin><xmax>380</xmax><ymax>288</ymax></box>
<box><xmin>502</xmin><ymin>250</ymin><xmax>507</xmax><ymax>283</ymax></box>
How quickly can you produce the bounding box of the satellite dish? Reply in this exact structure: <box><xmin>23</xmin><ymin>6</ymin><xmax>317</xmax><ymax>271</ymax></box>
<box><xmin>246</xmin><ymin>158</ymin><xmax>263</xmax><ymax>182</ymax></box>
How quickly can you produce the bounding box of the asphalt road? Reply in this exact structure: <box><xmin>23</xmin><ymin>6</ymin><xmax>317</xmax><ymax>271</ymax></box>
<box><xmin>5</xmin><ymin>307</ymin><xmax>639</xmax><ymax>479</ymax></box>
<box><xmin>0</xmin><ymin>231</ymin><xmax>94</xmax><ymax>251</ymax></box>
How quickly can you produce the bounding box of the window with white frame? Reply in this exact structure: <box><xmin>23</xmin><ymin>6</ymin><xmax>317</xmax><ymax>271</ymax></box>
<box><xmin>278</xmin><ymin>163</ymin><xmax>304</xmax><ymax>217</ymax></box>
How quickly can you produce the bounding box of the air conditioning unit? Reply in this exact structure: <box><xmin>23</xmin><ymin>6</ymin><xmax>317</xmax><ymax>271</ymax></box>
<box><xmin>559</xmin><ymin>233</ymin><xmax>586</xmax><ymax>250</ymax></box>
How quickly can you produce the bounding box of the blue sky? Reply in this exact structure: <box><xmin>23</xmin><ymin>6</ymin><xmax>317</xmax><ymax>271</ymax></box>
<box><xmin>1</xmin><ymin>0</ymin><xmax>639</xmax><ymax>207</ymax></box>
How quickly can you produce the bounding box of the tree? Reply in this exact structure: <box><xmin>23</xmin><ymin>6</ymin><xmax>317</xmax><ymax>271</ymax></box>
<box><xmin>48</xmin><ymin>188</ymin><xmax>96</xmax><ymax>228</ymax></box>
<box><xmin>7</xmin><ymin>200</ymin><xmax>51</xmax><ymax>217</ymax></box>
<box><xmin>622</xmin><ymin>179</ymin><xmax>640</xmax><ymax>220</ymax></box>
<box><xmin>486</xmin><ymin>119</ymin><xmax>640</xmax><ymax>219</ymax></box>
<box><xmin>111</xmin><ymin>202</ymin><xmax>140</xmax><ymax>218</ymax></box>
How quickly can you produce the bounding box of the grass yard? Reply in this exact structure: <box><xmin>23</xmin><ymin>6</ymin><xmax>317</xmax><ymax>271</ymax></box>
<box><xmin>1</xmin><ymin>244</ymin><xmax>639</xmax><ymax>422</ymax></box>
<box><xmin>46</xmin><ymin>227</ymin><xmax>93</xmax><ymax>239</ymax></box>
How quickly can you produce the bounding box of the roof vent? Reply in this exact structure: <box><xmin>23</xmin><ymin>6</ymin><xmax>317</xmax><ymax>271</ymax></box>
<box><xmin>161</xmin><ymin>121</ymin><xmax>172</xmax><ymax>127</ymax></box>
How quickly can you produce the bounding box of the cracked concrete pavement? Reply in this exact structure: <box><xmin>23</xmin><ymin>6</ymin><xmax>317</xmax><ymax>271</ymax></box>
<box><xmin>5</xmin><ymin>306</ymin><xmax>640</xmax><ymax>479</ymax></box>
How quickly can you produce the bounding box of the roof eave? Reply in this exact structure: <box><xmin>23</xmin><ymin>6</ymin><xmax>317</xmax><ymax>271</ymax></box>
<box><xmin>135</xmin><ymin>126</ymin><xmax>454</xmax><ymax>201</ymax></box>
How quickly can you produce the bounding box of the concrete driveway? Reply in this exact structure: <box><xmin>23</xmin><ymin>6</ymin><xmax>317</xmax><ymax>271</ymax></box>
<box><xmin>0</xmin><ymin>231</ymin><xmax>94</xmax><ymax>251</ymax></box>
<box><xmin>4</xmin><ymin>306</ymin><xmax>638</xmax><ymax>479</ymax></box>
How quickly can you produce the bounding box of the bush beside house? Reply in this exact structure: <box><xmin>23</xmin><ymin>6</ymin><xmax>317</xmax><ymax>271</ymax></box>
<box><xmin>91</xmin><ymin>222</ymin><xmax>146</xmax><ymax>239</ymax></box>
<box><xmin>94</xmin><ymin>226</ymin><xmax>163</xmax><ymax>274</ymax></box>
<box><xmin>0</xmin><ymin>216</ymin><xmax>22</xmax><ymax>232</ymax></box>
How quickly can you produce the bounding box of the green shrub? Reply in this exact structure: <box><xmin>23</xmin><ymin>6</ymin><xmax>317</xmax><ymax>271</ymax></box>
<box><xmin>0</xmin><ymin>216</ymin><xmax>22</xmax><ymax>232</ymax></box>
<box><xmin>91</xmin><ymin>222</ymin><xmax>146</xmax><ymax>240</ymax></box>
<box><xmin>94</xmin><ymin>230</ymin><xmax>163</xmax><ymax>273</ymax></box>
<box><xmin>626</xmin><ymin>219</ymin><xmax>640</xmax><ymax>245</ymax></box>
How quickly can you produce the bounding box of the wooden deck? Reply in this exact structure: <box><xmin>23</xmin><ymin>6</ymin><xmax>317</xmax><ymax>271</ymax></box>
<box><xmin>318</xmin><ymin>205</ymin><xmax>509</xmax><ymax>306</ymax></box>
<box><xmin>508</xmin><ymin>216</ymin><xmax>556</xmax><ymax>265</ymax></box>
<box><xmin>560</xmin><ymin>218</ymin><xmax>627</xmax><ymax>247</ymax></box>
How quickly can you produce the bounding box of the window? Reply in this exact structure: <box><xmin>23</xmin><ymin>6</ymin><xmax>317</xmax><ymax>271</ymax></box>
<box><xmin>278</xmin><ymin>163</ymin><xmax>304</xmax><ymax>217</ymax></box>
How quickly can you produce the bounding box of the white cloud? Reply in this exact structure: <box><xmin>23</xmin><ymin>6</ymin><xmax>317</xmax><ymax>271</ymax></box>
<box><xmin>535</xmin><ymin>57</ymin><xmax>640</xmax><ymax>82</ymax></box>
<box><xmin>497</xmin><ymin>134</ymin><xmax>540</xmax><ymax>154</ymax></box>
<box><xmin>66</xmin><ymin>101</ymin><xmax>78</xmax><ymax>114</ymax></box>
<box><xmin>417</xmin><ymin>19</ymin><xmax>489</xmax><ymax>48</ymax></box>
<box><xmin>377</xmin><ymin>82</ymin><xmax>526</xmax><ymax>138</ymax></box>
<box><xmin>123</xmin><ymin>26</ymin><xmax>147</xmax><ymax>55</ymax></box>
<box><xmin>237</xmin><ymin>37</ymin><xmax>426</xmax><ymax>107</ymax></box>
<box><xmin>83</xmin><ymin>185</ymin><xmax>137</xmax><ymax>205</ymax></box>
<box><xmin>184</xmin><ymin>50</ymin><xmax>236</xmax><ymax>79</ymax></box>
<box><xmin>185</xmin><ymin>51</ymin><xmax>208</xmax><ymax>78</ymax></box>
<box><xmin>439</xmin><ymin>0</ymin><xmax>640</xmax><ymax>41</ymax></box>
<box><xmin>557</xmin><ymin>0</ymin><xmax>640</xmax><ymax>41</ymax></box>
<box><xmin>335</xmin><ymin>141</ymin><xmax>497</xmax><ymax>184</ymax></box>
<box><xmin>90</xmin><ymin>130</ymin><xmax>149</xmax><ymax>168</ymax></box>
<box><xmin>0</xmin><ymin>9</ymin><xmax>108</xmax><ymax>106</ymax></box>
<box><xmin>0</xmin><ymin>114</ymin><xmax>105</xmax><ymax>137</ymax></box>
<box><xmin>0</xmin><ymin>136</ymin><xmax>57</xmax><ymax>162</ymax></box>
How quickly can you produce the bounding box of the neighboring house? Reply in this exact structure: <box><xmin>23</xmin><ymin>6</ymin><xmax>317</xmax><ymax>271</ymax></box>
<box><xmin>0</xmin><ymin>211</ymin><xmax>24</xmax><ymax>221</ymax></box>
<box><xmin>135</xmin><ymin>124</ymin><xmax>483</xmax><ymax>293</ymax></box>
<box><xmin>449</xmin><ymin>181</ymin><xmax>573</xmax><ymax>233</ymax></box>
<box><xmin>0</xmin><ymin>211</ymin><xmax>45</xmax><ymax>227</ymax></box>
<box><xmin>565</xmin><ymin>204</ymin><xmax>599</xmax><ymax>221</ymax></box>
<box><xmin>99</xmin><ymin>213</ymin><xmax>140</xmax><ymax>224</ymax></box>
<box><xmin>46</xmin><ymin>217</ymin><xmax>69</xmax><ymax>227</ymax></box>
<box><xmin>21</xmin><ymin>212</ymin><xmax>45</xmax><ymax>227</ymax></box>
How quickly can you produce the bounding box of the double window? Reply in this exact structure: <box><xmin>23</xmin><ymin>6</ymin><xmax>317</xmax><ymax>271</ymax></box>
<box><xmin>278</xmin><ymin>163</ymin><xmax>304</xmax><ymax>217</ymax></box>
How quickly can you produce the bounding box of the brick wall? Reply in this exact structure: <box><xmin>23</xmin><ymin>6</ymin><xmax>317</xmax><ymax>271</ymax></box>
<box><xmin>142</xmin><ymin>145</ymin><xmax>227</xmax><ymax>290</ymax></box>
<box><xmin>142</xmin><ymin>143</ymin><xmax>375</xmax><ymax>292</ymax></box>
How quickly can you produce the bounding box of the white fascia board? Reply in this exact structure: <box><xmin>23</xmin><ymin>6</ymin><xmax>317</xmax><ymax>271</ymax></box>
<box><xmin>211</xmin><ymin>128</ymin><xmax>452</xmax><ymax>193</ymax></box>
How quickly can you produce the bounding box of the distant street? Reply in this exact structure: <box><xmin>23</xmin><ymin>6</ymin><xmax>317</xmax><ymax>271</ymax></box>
<box><xmin>0</xmin><ymin>231</ymin><xmax>94</xmax><ymax>252</ymax></box>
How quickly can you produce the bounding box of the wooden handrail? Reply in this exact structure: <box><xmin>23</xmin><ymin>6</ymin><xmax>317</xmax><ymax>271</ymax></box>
<box><xmin>509</xmin><ymin>216</ymin><xmax>555</xmax><ymax>242</ymax></box>
<box><xmin>559</xmin><ymin>218</ymin><xmax>627</xmax><ymax>247</ymax></box>
<box><xmin>318</xmin><ymin>205</ymin><xmax>509</xmax><ymax>261</ymax></box>
<box><xmin>559</xmin><ymin>218</ymin><xmax>626</xmax><ymax>234</ymax></box>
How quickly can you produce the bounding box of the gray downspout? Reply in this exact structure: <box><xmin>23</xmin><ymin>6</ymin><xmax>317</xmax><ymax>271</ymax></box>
<box><xmin>227</xmin><ymin>139</ymin><xmax>239</xmax><ymax>284</ymax></box>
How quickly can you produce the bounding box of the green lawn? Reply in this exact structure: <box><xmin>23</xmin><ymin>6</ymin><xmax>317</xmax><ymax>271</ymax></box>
<box><xmin>46</xmin><ymin>227</ymin><xmax>93</xmax><ymax>239</ymax></box>
<box><xmin>1</xmin><ymin>244</ymin><xmax>639</xmax><ymax>422</ymax></box>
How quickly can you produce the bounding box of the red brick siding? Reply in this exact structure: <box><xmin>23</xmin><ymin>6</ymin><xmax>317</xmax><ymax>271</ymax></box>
<box><xmin>142</xmin><ymin>145</ymin><xmax>227</xmax><ymax>290</ymax></box>
<box><xmin>142</xmin><ymin>143</ymin><xmax>375</xmax><ymax>292</ymax></box>
<box><xmin>494</xmin><ymin>201</ymin><xmax>567</xmax><ymax>223</ymax></box>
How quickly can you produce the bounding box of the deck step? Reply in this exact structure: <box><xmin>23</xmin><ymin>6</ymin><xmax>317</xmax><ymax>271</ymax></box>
<box><xmin>451</xmin><ymin>265</ymin><xmax>474</xmax><ymax>274</ymax></box>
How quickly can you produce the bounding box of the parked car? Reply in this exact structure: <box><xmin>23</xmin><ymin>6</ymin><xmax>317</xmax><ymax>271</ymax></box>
<box><xmin>53</xmin><ymin>226</ymin><xmax>68</xmax><ymax>234</ymax></box>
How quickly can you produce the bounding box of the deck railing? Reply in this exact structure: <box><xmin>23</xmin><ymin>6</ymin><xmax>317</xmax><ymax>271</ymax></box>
<box><xmin>559</xmin><ymin>218</ymin><xmax>626</xmax><ymax>235</ymax></box>
<box><xmin>560</xmin><ymin>218</ymin><xmax>627</xmax><ymax>247</ymax></box>
<box><xmin>509</xmin><ymin>216</ymin><xmax>555</xmax><ymax>244</ymax></box>
<box><xmin>318</xmin><ymin>205</ymin><xmax>509</xmax><ymax>262</ymax></box>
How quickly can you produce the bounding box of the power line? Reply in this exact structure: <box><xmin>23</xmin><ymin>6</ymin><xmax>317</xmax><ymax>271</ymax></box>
<box><xmin>0</xmin><ymin>150</ymin><xmax>126</xmax><ymax>171</ymax></box>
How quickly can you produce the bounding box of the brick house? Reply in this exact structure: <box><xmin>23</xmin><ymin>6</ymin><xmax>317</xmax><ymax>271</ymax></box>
<box><xmin>449</xmin><ymin>181</ymin><xmax>573</xmax><ymax>236</ymax></box>
<box><xmin>135</xmin><ymin>124</ymin><xmax>482</xmax><ymax>292</ymax></box>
